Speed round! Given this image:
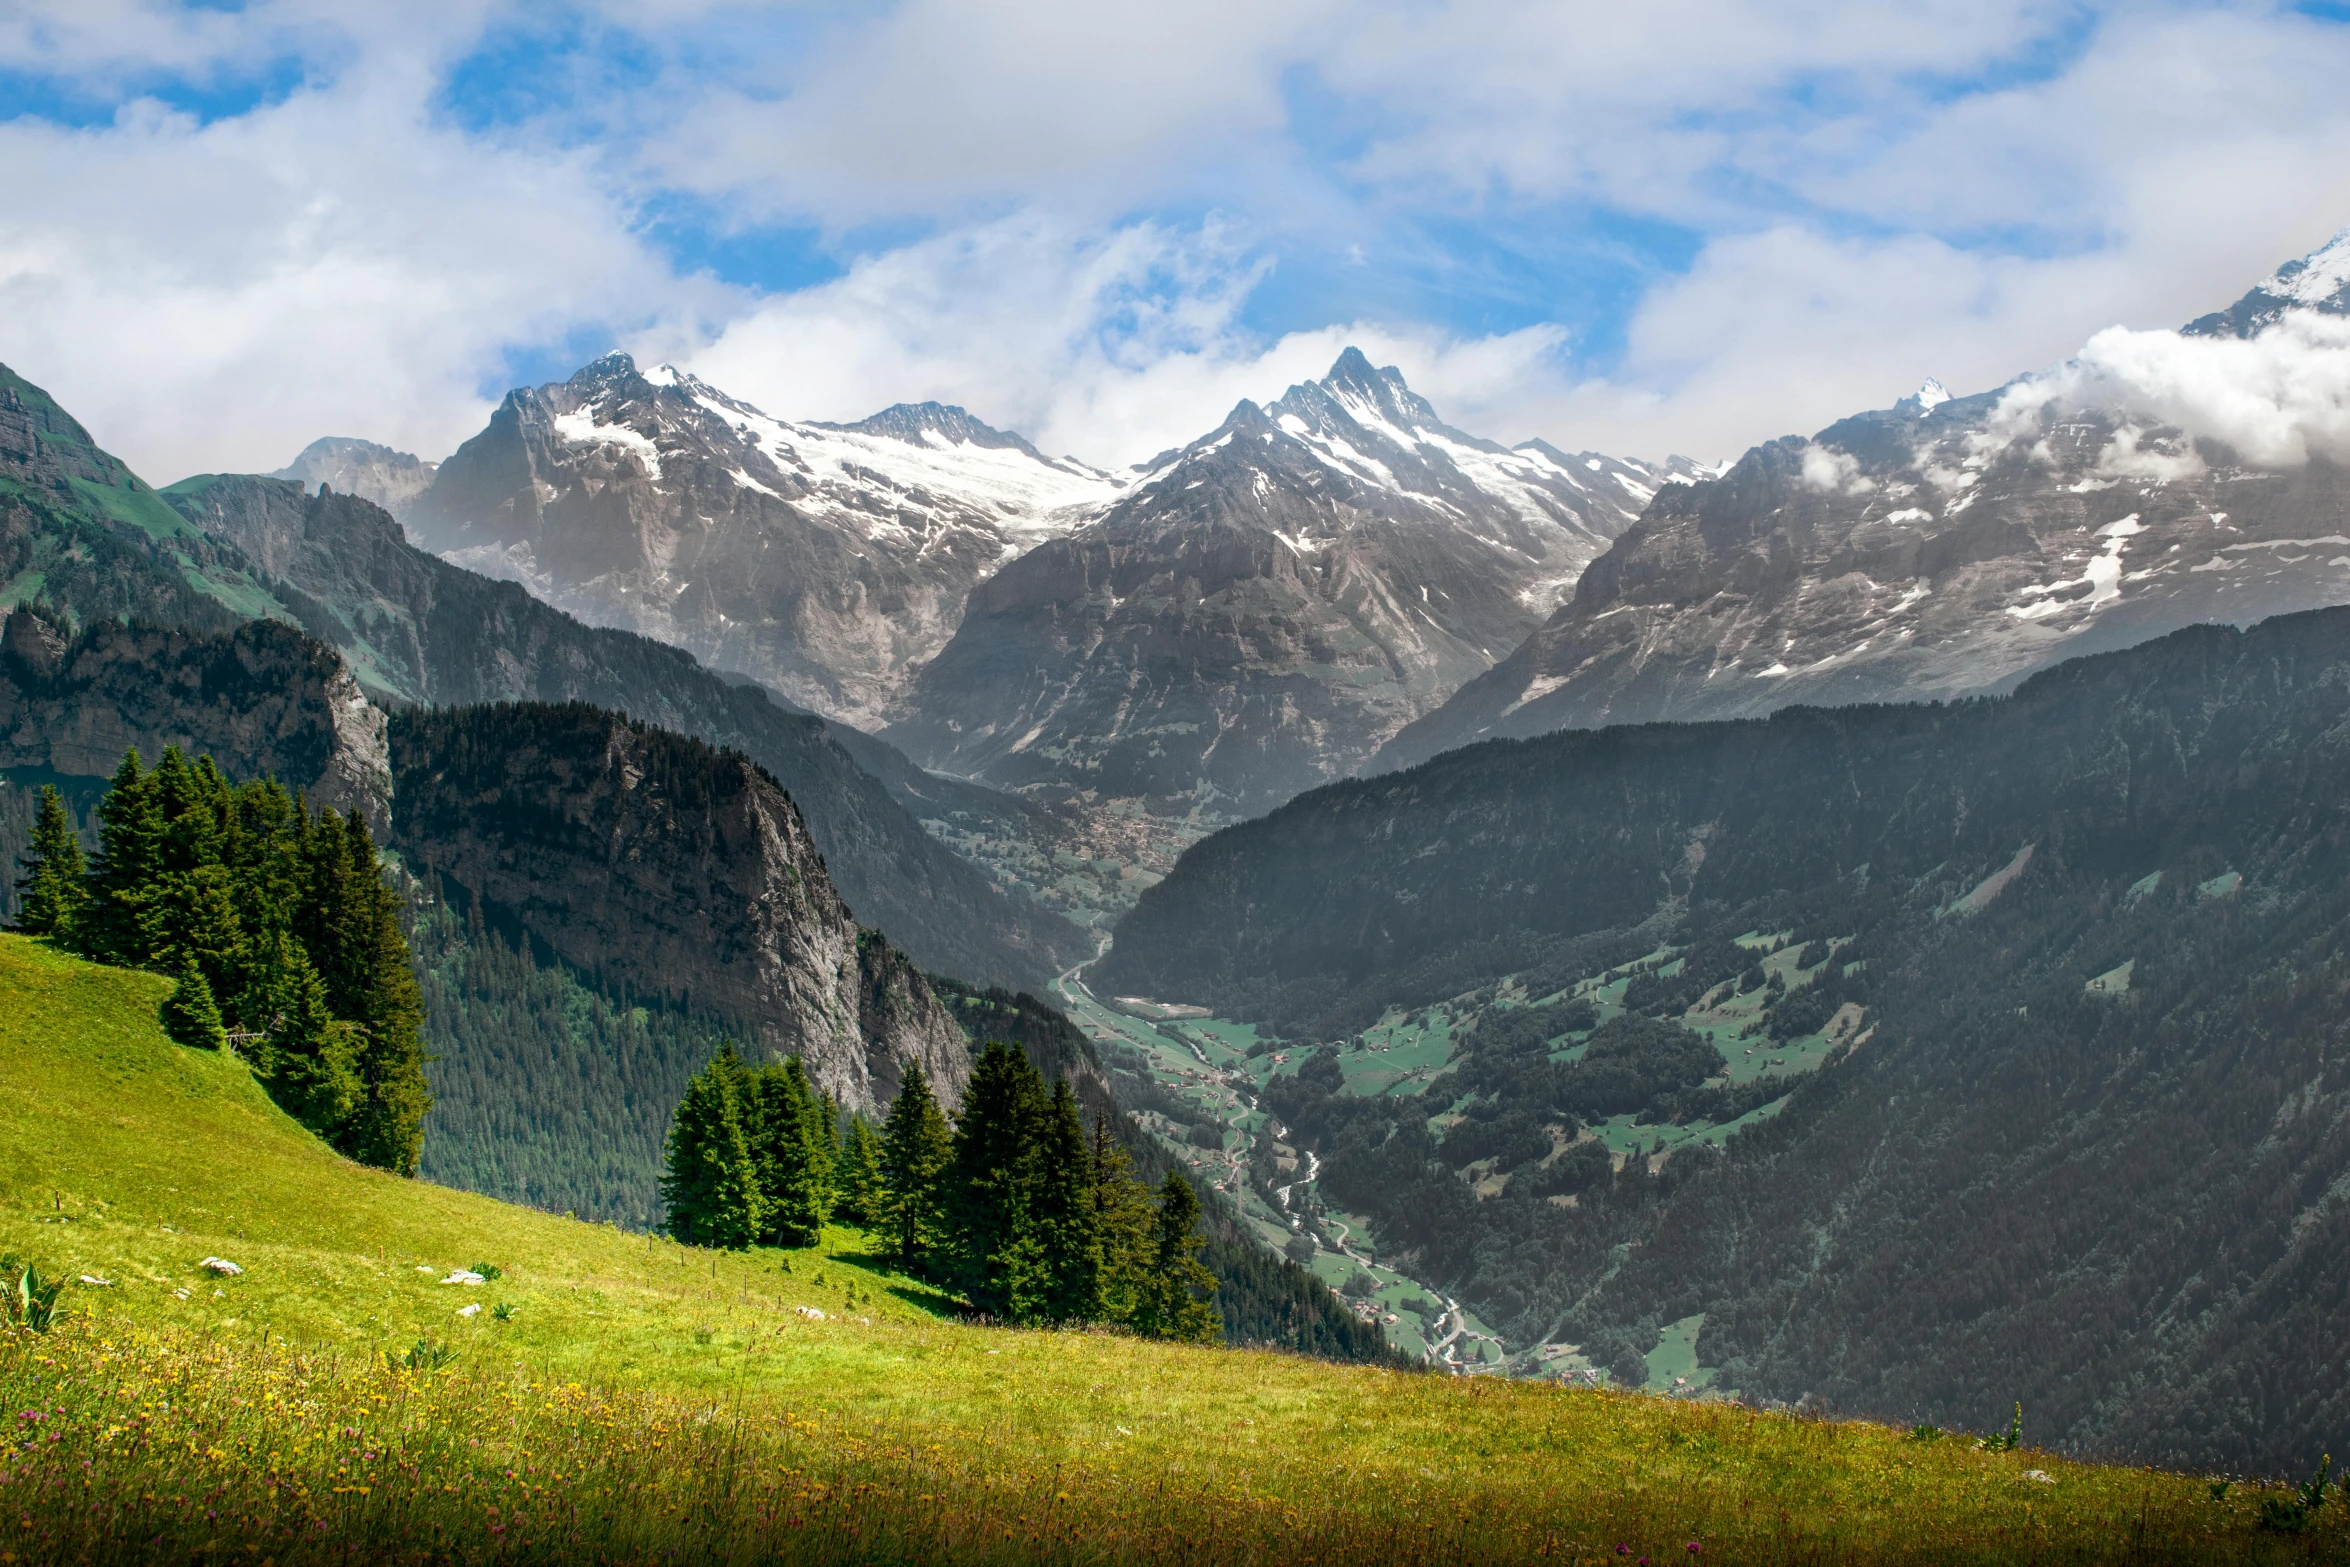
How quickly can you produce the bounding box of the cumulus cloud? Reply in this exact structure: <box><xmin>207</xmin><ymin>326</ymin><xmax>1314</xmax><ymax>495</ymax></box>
<box><xmin>1989</xmin><ymin>311</ymin><xmax>2350</xmax><ymax>474</ymax></box>
<box><xmin>0</xmin><ymin>56</ymin><xmax>716</xmax><ymax>481</ymax></box>
<box><xmin>1</xmin><ymin>0</ymin><xmax>2348</xmax><ymax>485</ymax></box>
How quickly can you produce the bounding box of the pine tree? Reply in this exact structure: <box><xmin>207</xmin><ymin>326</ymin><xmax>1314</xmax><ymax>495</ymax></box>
<box><xmin>1132</xmin><ymin>1172</ymin><xmax>1221</xmax><ymax>1342</ymax></box>
<box><xmin>11</xmin><ymin>785</ymin><xmax>87</xmax><ymax>941</ymax></box>
<box><xmin>1032</xmin><ymin>1078</ymin><xmax>1104</xmax><ymax>1323</ymax></box>
<box><xmin>878</xmin><ymin>1063</ymin><xmax>953</xmax><ymax>1269</ymax></box>
<box><xmin>160</xmin><ymin>959</ymin><xmax>227</xmax><ymax>1051</ymax></box>
<box><xmin>81</xmin><ymin>749</ymin><xmax>161</xmax><ymax>963</ymax></box>
<box><xmin>834</xmin><ymin>1114</ymin><xmax>886</xmax><ymax>1225</ymax></box>
<box><xmin>946</xmin><ymin>1042</ymin><xmax>1048</xmax><ymax>1314</ymax></box>
<box><xmin>329</xmin><ymin>812</ymin><xmax>432</xmax><ymax>1177</ymax></box>
<box><xmin>660</xmin><ymin>1045</ymin><xmax>764</xmax><ymax>1248</ymax></box>
<box><xmin>243</xmin><ymin>930</ymin><xmax>360</xmax><ymax>1137</ymax></box>
<box><xmin>1088</xmin><ymin>1117</ymin><xmax>1159</xmax><ymax>1324</ymax></box>
<box><xmin>744</xmin><ymin>1056</ymin><xmax>833</xmax><ymax>1246</ymax></box>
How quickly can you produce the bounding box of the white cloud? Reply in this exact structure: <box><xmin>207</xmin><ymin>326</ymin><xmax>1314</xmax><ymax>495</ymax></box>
<box><xmin>0</xmin><ymin>0</ymin><xmax>2348</xmax><ymax>488</ymax></box>
<box><xmin>1990</xmin><ymin>311</ymin><xmax>2350</xmax><ymax>473</ymax></box>
<box><xmin>0</xmin><ymin>57</ymin><xmax>713</xmax><ymax>482</ymax></box>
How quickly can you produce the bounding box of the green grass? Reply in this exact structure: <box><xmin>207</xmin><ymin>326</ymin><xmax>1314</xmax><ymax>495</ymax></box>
<box><xmin>5</xmin><ymin>933</ymin><xmax>2345</xmax><ymax>1564</ymax></box>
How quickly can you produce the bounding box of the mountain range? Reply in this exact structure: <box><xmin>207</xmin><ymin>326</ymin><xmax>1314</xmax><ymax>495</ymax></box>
<box><xmin>392</xmin><ymin>347</ymin><xmax>1691</xmax><ymax>814</ymax></box>
<box><xmin>400</xmin><ymin>353</ymin><xmax>1127</xmax><ymax>728</ymax></box>
<box><xmin>888</xmin><ymin>349</ymin><xmax>1696</xmax><ymax>811</ymax></box>
<box><xmin>1380</xmin><ymin>227</ymin><xmax>2350</xmax><ymax>770</ymax></box>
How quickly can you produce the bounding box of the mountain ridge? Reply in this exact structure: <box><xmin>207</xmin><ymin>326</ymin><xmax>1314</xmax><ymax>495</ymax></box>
<box><xmin>887</xmin><ymin>349</ymin><xmax>1691</xmax><ymax>812</ymax></box>
<box><xmin>1379</xmin><ymin>228</ymin><xmax>2350</xmax><ymax>771</ymax></box>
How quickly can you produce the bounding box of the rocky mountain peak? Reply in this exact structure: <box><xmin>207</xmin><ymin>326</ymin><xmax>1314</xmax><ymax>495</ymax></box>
<box><xmin>405</xmin><ymin>356</ymin><xmax>1127</xmax><ymax>726</ymax></box>
<box><xmin>2183</xmin><ymin>224</ymin><xmax>2350</xmax><ymax>338</ymax></box>
<box><xmin>890</xmin><ymin>349</ymin><xmax>1681</xmax><ymax>811</ymax></box>
<box><xmin>272</xmin><ymin>437</ymin><xmax>438</xmax><ymax>520</ymax></box>
<box><xmin>822</xmin><ymin>401</ymin><xmax>1047</xmax><ymax>459</ymax></box>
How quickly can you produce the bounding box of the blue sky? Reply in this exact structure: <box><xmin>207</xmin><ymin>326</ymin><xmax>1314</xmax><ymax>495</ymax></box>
<box><xmin>2</xmin><ymin>1</ymin><xmax>2348</xmax><ymax>480</ymax></box>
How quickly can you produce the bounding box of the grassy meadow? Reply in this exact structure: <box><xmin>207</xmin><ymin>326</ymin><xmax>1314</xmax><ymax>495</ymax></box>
<box><xmin>4</xmin><ymin>932</ymin><xmax>2346</xmax><ymax>1564</ymax></box>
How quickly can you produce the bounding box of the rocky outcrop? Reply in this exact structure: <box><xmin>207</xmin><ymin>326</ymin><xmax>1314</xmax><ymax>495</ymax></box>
<box><xmin>0</xmin><ymin>608</ymin><xmax>392</xmax><ymax>826</ymax></box>
<box><xmin>272</xmin><ymin>438</ymin><xmax>438</xmax><ymax>519</ymax></box>
<box><xmin>889</xmin><ymin>349</ymin><xmax>1689</xmax><ymax>812</ymax></box>
<box><xmin>389</xmin><ymin>702</ymin><xmax>969</xmax><ymax>1111</ymax></box>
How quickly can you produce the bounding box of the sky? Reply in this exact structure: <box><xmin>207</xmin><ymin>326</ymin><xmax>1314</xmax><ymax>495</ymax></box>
<box><xmin>2</xmin><ymin>0</ymin><xmax>2348</xmax><ymax>483</ymax></box>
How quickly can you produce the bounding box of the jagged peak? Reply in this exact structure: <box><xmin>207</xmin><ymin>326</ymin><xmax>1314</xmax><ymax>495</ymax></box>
<box><xmin>817</xmin><ymin>401</ymin><xmax>1043</xmax><ymax>457</ymax></box>
<box><xmin>2182</xmin><ymin>221</ymin><xmax>2350</xmax><ymax>338</ymax></box>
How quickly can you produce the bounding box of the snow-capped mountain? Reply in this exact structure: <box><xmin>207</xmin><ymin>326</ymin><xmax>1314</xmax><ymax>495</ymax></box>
<box><xmin>401</xmin><ymin>353</ymin><xmax>1127</xmax><ymax>726</ymax></box>
<box><xmin>272</xmin><ymin>437</ymin><xmax>438</xmax><ymax>519</ymax></box>
<box><xmin>1380</xmin><ymin>227</ymin><xmax>2350</xmax><ymax>772</ymax></box>
<box><xmin>886</xmin><ymin>348</ymin><xmax>1700</xmax><ymax>812</ymax></box>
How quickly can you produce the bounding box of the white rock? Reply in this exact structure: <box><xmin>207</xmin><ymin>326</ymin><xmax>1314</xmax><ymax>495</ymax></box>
<box><xmin>457</xmin><ymin>1303</ymin><xmax>482</xmax><ymax>1318</ymax></box>
<box><xmin>440</xmin><ymin>1270</ymin><xmax>486</xmax><ymax>1286</ymax></box>
<box><xmin>795</xmin><ymin>1306</ymin><xmax>826</xmax><ymax>1320</ymax></box>
<box><xmin>198</xmin><ymin>1257</ymin><xmax>243</xmax><ymax>1275</ymax></box>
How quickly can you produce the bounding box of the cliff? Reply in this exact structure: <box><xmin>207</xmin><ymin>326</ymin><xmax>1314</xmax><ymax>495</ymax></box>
<box><xmin>0</xmin><ymin>608</ymin><xmax>391</xmax><ymax>828</ymax></box>
<box><xmin>389</xmin><ymin>702</ymin><xmax>969</xmax><ymax>1112</ymax></box>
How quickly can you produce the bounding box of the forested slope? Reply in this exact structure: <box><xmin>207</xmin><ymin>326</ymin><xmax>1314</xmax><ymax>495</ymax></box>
<box><xmin>1105</xmin><ymin>605</ymin><xmax>2350</xmax><ymax>1468</ymax></box>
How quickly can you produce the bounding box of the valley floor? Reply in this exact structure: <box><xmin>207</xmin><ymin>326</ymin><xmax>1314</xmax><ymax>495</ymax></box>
<box><xmin>4</xmin><ymin>934</ymin><xmax>2342</xmax><ymax>1565</ymax></box>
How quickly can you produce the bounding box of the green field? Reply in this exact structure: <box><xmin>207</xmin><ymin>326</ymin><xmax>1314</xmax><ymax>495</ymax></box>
<box><xmin>11</xmin><ymin>933</ymin><xmax>2343</xmax><ymax>1563</ymax></box>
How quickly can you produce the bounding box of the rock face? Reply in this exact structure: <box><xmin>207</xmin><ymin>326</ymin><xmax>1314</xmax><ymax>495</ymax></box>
<box><xmin>272</xmin><ymin>438</ymin><xmax>438</xmax><ymax>519</ymax></box>
<box><xmin>390</xmin><ymin>702</ymin><xmax>969</xmax><ymax>1112</ymax></box>
<box><xmin>0</xmin><ymin>609</ymin><xmax>391</xmax><ymax>827</ymax></box>
<box><xmin>890</xmin><ymin>349</ymin><xmax>1691</xmax><ymax>812</ymax></box>
<box><xmin>1380</xmin><ymin>229</ymin><xmax>2350</xmax><ymax>771</ymax></box>
<box><xmin>160</xmin><ymin>473</ymin><xmax>1077</xmax><ymax>992</ymax></box>
<box><xmin>403</xmin><ymin>354</ymin><xmax>1126</xmax><ymax>726</ymax></box>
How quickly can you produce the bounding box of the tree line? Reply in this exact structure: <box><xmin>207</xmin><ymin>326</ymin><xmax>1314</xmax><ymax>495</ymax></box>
<box><xmin>662</xmin><ymin>1041</ymin><xmax>1219</xmax><ymax>1340</ymax></box>
<box><xmin>9</xmin><ymin>748</ymin><xmax>430</xmax><ymax>1175</ymax></box>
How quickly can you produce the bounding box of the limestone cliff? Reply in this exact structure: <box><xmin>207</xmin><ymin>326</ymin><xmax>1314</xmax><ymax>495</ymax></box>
<box><xmin>388</xmin><ymin>702</ymin><xmax>969</xmax><ymax>1112</ymax></box>
<box><xmin>0</xmin><ymin>608</ymin><xmax>391</xmax><ymax>827</ymax></box>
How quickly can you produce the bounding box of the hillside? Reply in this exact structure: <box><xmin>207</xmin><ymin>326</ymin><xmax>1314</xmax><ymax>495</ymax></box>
<box><xmin>0</xmin><ymin>933</ymin><xmax>2326</xmax><ymax>1566</ymax></box>
<box><xmin>1382</xmin><ymin>227</ymin><xmax>2350</xmax><ymax>769</ymax></box>
<box><xmin>1103</xmin><ymin>604</ymin><xmax>2350</xmax><ymax>1469</ymax></box>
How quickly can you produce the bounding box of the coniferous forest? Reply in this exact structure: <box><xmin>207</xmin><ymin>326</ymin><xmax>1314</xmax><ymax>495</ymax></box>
<box><xmin>9</xmin><ymin>747</ymin><xmax>431</xmax><ymax>1174</ymax></box>
<box><xmin>661</xmin><ymin>1041</ymin><xmax>1221</xmax><ymax>1340</ymax></box>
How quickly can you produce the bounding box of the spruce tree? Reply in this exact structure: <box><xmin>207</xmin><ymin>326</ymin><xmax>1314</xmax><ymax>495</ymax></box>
<box><xmin>834</xmin><ymin>1114</ymin><xmax>886</xmax><ymax>1225</ymax></box>
<box><xmin>878</xmin><ymin>1063</ymin><xmax>953</xmax><ymax>1269</ymax></box>
<box><xmin>160</xmin><ymin>959</ymin><xmax>227</xmax><ymax>1051</ymax></box>
<box><xmin>1132</xmin><ymin>1172</ymin><xmax>1221</xmax><ymax>1342</ymax></box>
<box><xmin>82</xmin><ymin>749</ymin><xmax>161</xmax><ymax>963</ymax></box>
<box><xmin>946</xmin><ymin>1042</ymin><xmax>1048</xmax><ymax>1315</ymax></box>
<box><xmin>1032</xmin><ymin>1078</ymin><xmax>1104</xmax><ymax>1323</ymax></box>
<box><xmin>1087</xmin><ymin>1118</ymin><xmax>1158</xmax><ymax>1324</ymax></box>
<box><xmin>12</xmin><ymin>785</ymin><xmax>87</xmax><ymax>940</ymax></box>
<box><xmin>660</xmin><ymin>1045</ymin><xmax>763</xmax><ymax>1248</ymax></box>
<box><xmin>243</xmin><ymin>930</ymin><xmax>360</xmax><ymax>1136</ymax></box>
<box><xmin>745</xmin><ymin>1056</ymin><xmax>833</xmax><ymax>1246</ymax></box>
<box><xmin>327</xmin><ymin>810</ymin><xmax>431</xmax><ymax>1177</ymax></box>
